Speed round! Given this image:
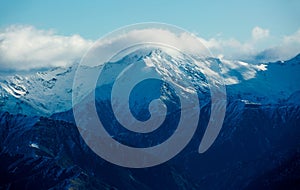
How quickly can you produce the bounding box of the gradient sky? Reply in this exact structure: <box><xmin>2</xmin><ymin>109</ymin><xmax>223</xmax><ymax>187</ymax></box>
<box><xmin>1</xmin><ymin>0</ymin><xmax>299</xmax><ymax>41</ymax></box>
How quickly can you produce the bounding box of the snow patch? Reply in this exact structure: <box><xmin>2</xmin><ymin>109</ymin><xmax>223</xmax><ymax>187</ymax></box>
<box><xmin>29</xmin><ymin>143</ymin><xmax>39</xmax><ymax>149</ymax></box>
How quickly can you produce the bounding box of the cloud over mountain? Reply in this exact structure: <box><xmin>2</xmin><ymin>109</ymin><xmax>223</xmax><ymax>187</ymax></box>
<box><xmin>0</xmin><ymin>25</ymin><xmax>93</xmax><ymax>71</ymax></box>
<box><xmin>251</xmin><ymin>26</ymin><xmax>270</xmax><ymax>41</ymax></box>
<box><xmin>0</xmin><ymin>25</ymin><xmax>300</xmax><ymax>71</ymax></box>
<box><xmin>199</xmin><ymin>27</ymin><xmax>300</xmax><ymax>62</ymax></box>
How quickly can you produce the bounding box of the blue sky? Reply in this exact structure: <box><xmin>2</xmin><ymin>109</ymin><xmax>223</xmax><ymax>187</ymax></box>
<box><xmin>1</xmin><ymin>0</ymin><xmax>300</xmax><ymax>71</ymax></box>
<box><xmin>1</xmin><ymin>0</ymin><xmax>299</xmax><ymax>40</ymax></box>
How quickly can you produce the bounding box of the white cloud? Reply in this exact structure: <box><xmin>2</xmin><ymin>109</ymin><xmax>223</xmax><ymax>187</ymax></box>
<box><xmin>0</xmin><ymin>25</ymin><xmax>93</xmax><ymax>71</ymax></box>
<box><xmin>82</xmin><ymin>26</ymin><xmax>273</xmax><ymax>66</ymax></box>
<box><xmin>193</xmin><ymin>27</ymin><xmax>271</xmax><ymax>60</ymax></box>
<box><xmin>200</xmin><ymin>27</ymin><xmax>300</xmax><ymax>62</ymax></box>
<box><xmin>251</xmin><ymin>26</ymin><xmax>270</xmax><ymax>41</ymax></box>
<box><xmin>202</xmin><ymin>26</ymin><xmax>270</xmax><ymax>53</ymax></box>
<box><xmin>198</xmin><ymin>36</ymin><xmax>254</xmax><ymax>60</ymax></box>
<box><xmin>93</xmin><ymin>28</ymin><xmax>213</xmax><ymax>63</ymax></box>
<box><xmin>251</xmin><ymin>29</ymin><xmax>300</xmax><ymax>62</ymax></box>
<box><xmin>283</xmin><ymin>29</ymin><xmax>300</xmax><ymax>44</ymax></box>
<box><xmin>0</xmin><ymin>25</ymin><xmax>299</xmax><ymax>71</ymax></box>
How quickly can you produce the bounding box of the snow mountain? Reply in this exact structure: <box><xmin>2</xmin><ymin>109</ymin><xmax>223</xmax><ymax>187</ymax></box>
<box><xmin>0</xmin><ymin>49</ymin><xmax>300</xmax><ymax>189</ymax></box>
<box><xmin>0</xmin><ymin>64</ymin><xmax>101</xmax><ymax>116</ymax></box>
<box><xmin>1</xmin><ymin>50</ymin><xmax>299</xmax><ymax>117</ymax></box>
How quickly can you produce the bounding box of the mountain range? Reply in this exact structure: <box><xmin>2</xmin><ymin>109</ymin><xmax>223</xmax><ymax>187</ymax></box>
<box><xmin>0</xmin><ymin>49</ymin><xmax>299</xmax><ymax>189</ymax></box>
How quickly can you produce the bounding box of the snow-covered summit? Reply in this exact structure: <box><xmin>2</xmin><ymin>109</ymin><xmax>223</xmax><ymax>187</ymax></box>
<box><xmin>0</xmin><ymin>49</ymin><xmax>299</xmax><ymax>116</ymax></box>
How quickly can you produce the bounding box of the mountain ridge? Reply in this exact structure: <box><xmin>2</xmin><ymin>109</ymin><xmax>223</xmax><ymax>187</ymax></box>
<box><xmin>1</xmin><ymin>50</ymin><xmax>299</xmax><ymax>117</ymax></box>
